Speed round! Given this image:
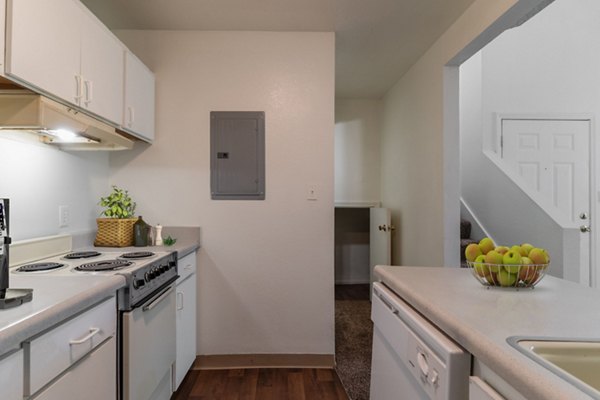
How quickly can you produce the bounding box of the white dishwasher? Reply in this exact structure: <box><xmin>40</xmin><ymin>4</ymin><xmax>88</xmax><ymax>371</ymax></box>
<box><xmin>370</xmin><ymin>282</ymin><xmax>470</xmax><ymax>400</ymax></box>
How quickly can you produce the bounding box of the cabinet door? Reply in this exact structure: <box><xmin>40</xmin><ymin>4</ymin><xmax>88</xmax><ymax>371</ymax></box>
<box><xmin>469</xmin><ymin>376</ymin><xmax>505</xmax><ymax>400</ymax></box>
<box><xmin>80</xmin><ymin>7</ymin><xmax>124</xmax><ymax>125</ymax></box>
<box><xmin>0</xmin><ymin>0</ymin><xmax>6</xmax><ymax>74</ymax></box>
<box><xmin>6</xmin><ymin>0</ymin><xmax>81</xmax><ymax>104</ymax></box>
<box><xmin>0</xmin><ymin>349</ymin><xmax>23</xmax><ymax>400</ymax></box>
<box><xmin>124</xmin><ymin>51</ymin><xmax>155</xmax><ymax>142</ymax></box>
<box><xmin>32</xmin><ymin>337</ymin><xmax>116</xmax><ymax>400</ymax></box>
<box><xmin>174</xmin><ymin>273</ymin><xmax>197</xmax><ymax>389</ymax></box>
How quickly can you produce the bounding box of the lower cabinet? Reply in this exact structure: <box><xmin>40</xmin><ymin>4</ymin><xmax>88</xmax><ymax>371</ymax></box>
<box><xmin>470</xmin><ymin>376</ymin><xmax>506</xmax><ymax>400</ymax></box>
<box><xmin>27</xmin><ymin>296</ymin><xmax>117</xmax><ymax>399</ymax></box>
<box><xmin>32</xmin><ymin>336</ymin><xmax>116</xmax><ymax>400</ymax></box>
<box><xmin>0</xmin><ymin>348</ymin><xmax>23</xmax><ymax>400</ymax></box>
<box><xmin>471</xmin><ymin>358</ymin><xmax>527</xmax><ymax>400</ymax></box>
<box><xmin>173</xmin><ymin>251</ymin><xmax>197</xmax><ymax>391</ymax></box>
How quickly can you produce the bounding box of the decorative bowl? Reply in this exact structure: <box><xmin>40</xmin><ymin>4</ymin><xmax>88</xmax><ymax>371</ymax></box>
<box><xmin>467</xmin><ymin>261</ymin><xmax>549</xmax><ymax>288</ymax></box>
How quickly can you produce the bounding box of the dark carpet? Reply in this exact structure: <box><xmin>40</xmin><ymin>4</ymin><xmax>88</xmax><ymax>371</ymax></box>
<box><xmin>335</xmin><ymin>285</ymin><xmax>373</xmax><ymax>400</ymax></box>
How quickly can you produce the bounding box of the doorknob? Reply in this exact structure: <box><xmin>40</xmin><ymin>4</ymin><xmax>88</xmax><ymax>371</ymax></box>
<box><xmin>378</xmin><ymin>224</ymin><xmax>396</xmax><ymax>232</ymax></box>
<box><xmin>580</xmin><ymin>225</ymin><xmax>591</xmax><ymax>233</ymax></box>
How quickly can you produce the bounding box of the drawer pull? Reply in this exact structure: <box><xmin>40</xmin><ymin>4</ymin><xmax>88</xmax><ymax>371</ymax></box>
<box><xmin>70</xmin><ymin>327</ymin><xmax>100</xmax><ymax>345</ymax></box>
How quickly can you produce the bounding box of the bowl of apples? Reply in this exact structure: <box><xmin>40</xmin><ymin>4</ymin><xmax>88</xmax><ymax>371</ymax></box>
<box><xmin>465</xmin><ymin>238</ymin><xmax>549</xmax><ymax>288</ymax></box>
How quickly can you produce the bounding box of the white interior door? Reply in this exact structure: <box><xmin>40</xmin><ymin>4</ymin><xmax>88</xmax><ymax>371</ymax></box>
<box><xmin>501</xmin><ymin>118</ymin><xmax>591</xmax><ymax>284</ymax></box>
<box><xmin>370</xmin><ymin>207</ymin><xmax>392</xmax><ymax>289</ymax></box>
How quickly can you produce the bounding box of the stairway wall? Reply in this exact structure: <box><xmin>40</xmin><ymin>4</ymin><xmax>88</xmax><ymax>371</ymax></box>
<box><xmin>460</xmin><ymin>51</ymin><xmax>564</xmax><ymax>279</ymax></box>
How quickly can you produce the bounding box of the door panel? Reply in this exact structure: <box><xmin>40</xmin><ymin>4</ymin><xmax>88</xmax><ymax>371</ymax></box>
<box><xmin>6</xmin><ymin>0</ymin><xmax>81</xmax><ymax>104</ymax></box>
<box><xmin>502</xmin><ymin>119</ymin><xmax>589</xmax><ymax>223</ymax></box>
<box><xmin>501</xmin><ymin>118</ymin><xmax>591</xmax><ymax>284</ymax></box>
<box><xmin>369</xmin><ymin>207</ymin><xmax>391</xmax><ymax>290</ymax></box>
<box><xmin>80</xmin><ymin>9</ymin><xmax>124</xmax><ymax>124</ymax></box>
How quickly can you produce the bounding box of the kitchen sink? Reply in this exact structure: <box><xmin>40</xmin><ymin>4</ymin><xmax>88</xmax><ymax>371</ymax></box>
<box><xmin>507</xmin><ymin>336</ymin><xmax>600</xmax><ymax>398</ymax></box>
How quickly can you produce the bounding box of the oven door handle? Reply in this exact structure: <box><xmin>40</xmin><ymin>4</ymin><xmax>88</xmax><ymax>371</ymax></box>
<box><xmin>142</xmin><ymin>286</ymin><xmax>174</xmax><ymax>312</ymax></box>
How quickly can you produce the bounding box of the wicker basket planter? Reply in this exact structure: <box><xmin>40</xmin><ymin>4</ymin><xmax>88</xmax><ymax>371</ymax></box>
<box><xmin>94</xmin><ymin>218</ymin><xmax>137</xmax><ymax>247</ymax></box>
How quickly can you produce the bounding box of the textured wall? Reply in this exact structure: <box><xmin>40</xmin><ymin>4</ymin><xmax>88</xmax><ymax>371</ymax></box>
<box><xmin>111</xmin><ymin>31</ymin><xmax>335</xmax><ymax>355</ymax></box>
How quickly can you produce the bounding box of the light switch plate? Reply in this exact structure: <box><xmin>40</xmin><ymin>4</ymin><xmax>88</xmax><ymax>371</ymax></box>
<box><xmin>59</xmin><ymin>205</ymin><xmax>70</xmax><ymax>228</ymax></box>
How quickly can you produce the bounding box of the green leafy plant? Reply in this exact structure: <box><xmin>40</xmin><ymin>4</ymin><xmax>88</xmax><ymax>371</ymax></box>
<box><xmin>99</xmin><ymin>185</ymin><xmax>136</xmax><ymax>219</ymax></box>
<box><xmin>163</xmin><ymin>235</ymin><xmax>177</xmax><ymax>246</ymax></box>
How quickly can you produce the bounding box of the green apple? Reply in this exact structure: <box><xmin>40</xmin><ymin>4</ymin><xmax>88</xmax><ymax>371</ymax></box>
<box><xmin>503</xmin><ymin>251</ymin><xmax>522</xmax><ymax>274</ymax></box>
<box><xmin>529</xmin><ymin>248</ymin><xmax>549</xmax><ymax>265</ymax></box>
<box><xmin>473</xmin><ymin>254</ymin><xmax>490</xmax><ymax>277</ymax></box>
<box><xmin>478</xmin><ymin>237</ymin><xmax>495</xmax><ymax>255</ymax></box>
<box><xmin>495</xmin><ymin>246</ymin><xmax>510</xmax><ymax>255</ymax></box>
<box><xmin>465</xmin><ymin>243</ymin><xmax>483</xmax><ymax>262</ymax></box>
<box><xmin>497</xmin><ymin>269</ymin><xmax>518</xmax><ymax>287</ymax></box>
<box><xmin>484</xmin><ymin>250</ymin><xmax>503</xmax><ymax>273</ymax></box>
<box><xmin>510</xmin><ymin>245</ymin><xmax>527</xmax><ymax>257</ymax></box>
<box><xmin>521</xmin><ymin>243</ymin><xmax>534</xmax><ymax>256</ymax></box>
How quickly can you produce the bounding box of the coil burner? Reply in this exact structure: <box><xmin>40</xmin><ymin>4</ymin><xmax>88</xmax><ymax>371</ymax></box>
<box><xmin>64</xmin><ymin>251</ymin><xmax>102</xmax><ymax>259</ymax></box>
<box><xmin>120</xmin><ymin>252</ymin><xmax>155</xmax><ymax>259</ymax></box>
<box><xmin>16</xmin><ymin>262</ymin><xmax>65</xmax><ymax>272</ymax></box>
<box><xmin>75</xmin><ymin>259</ymin><xmax>133</xmax><ymax>272</ymax></box>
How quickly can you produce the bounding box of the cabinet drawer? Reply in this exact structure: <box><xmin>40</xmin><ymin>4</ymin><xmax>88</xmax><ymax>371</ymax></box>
<box><xmin>470</xmin><ymin>376</ymin><xmax>506</xmax><ymax>400</ymax></box>
<box><xmin>0</xmin><ymin>348</ymin><xmax>23</xmax><ymax>400</ymax></box>
<box><xmin>27</xmin><ymin>297</ymin><xmax>116</xmax><ymax>395</ymax></box>
<box><xmin>178</xmin><ymin>252</ymin><xmax>197</xmax><ymax>281</ymax></box>
<box><xmin>32</xmin><ymin>337</ymin><xmax>116</xmax><ymax>400</ymax></box>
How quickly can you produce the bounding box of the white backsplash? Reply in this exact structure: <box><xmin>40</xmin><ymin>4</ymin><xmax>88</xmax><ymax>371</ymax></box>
<box><xmin>0</xmin><ymin>132</ymin><xmax>110</xmax><ymax>241</ymax></box>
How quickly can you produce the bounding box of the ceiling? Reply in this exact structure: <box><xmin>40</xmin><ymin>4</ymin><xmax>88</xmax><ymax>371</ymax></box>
<box><xmin>81</xmin><ymin>0</ymin><xmax>476</xmax><ymax>99</ymax></box>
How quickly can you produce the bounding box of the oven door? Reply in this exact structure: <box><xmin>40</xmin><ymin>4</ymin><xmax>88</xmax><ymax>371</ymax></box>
<box><xmin>122</xmin><ymin>285</ymin><xmax>176</xmax><ymax>400</ymax></box>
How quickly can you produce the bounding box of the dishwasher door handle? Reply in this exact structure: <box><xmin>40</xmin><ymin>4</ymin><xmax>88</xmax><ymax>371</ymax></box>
<box><xmin>143</xmin><ymin>286</ymin><xmax>174</xmax><ymax>312</ymax></box>
<box><xmin>374</xmin><ymin>288</ymin><xmax>399</xmax><ymax>315</ymax></box>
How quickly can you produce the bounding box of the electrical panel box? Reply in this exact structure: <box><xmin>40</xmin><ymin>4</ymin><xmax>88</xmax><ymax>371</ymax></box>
<box><xmin>210</xmin><ymin>111</ymin><xmax>265</xmax><ymax>200</ymax></box>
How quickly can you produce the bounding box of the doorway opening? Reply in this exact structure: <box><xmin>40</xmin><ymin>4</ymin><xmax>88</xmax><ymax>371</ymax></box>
<box><xmin>445</xmin><ymin>0</ymin><xmax>598</xmax><ymax>286</ymax></box>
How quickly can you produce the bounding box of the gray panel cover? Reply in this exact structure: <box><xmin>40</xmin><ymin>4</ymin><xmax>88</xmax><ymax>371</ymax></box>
<box><xmin>210</xmin><ymin>111</ymin><xmax>265</xmax><ymax>200</ymax></box>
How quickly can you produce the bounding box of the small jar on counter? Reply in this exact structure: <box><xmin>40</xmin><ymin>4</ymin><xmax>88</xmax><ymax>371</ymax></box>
<box><xmin>133</xmin><ymin>216</ymin><xmax>150</xmax><ymax>247</ymax></box>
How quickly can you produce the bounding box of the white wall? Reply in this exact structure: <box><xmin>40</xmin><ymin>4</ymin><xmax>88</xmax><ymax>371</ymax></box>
<box><xmin>380</xmin><ymin>0</ymin><xmax>533</xmax><ymax>266</ymax></box>
<box><xmin>111</xmin><ymin>31</ymin><xmax>335</xmax><ymax>356</ymax></box>
<box><xmin>460</xmin><ymin>0</ymin><xmax>600</xmax><ymax>280</ymax></box>
<box><xmin>0</xmin><ymin>132</ymin><xmax>109</xmax><ymax>240</ymax></box>
<box><xmin>334</xmin><ymin>98</ymin><xmax>381</xmax><ymax>205</ymax></box>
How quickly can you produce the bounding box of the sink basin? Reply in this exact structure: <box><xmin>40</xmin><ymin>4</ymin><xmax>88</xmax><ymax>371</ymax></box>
<box><xmin>507</xmin><ymin>336</ymin><xmax>600</xmax><ymax>398</ymax></box>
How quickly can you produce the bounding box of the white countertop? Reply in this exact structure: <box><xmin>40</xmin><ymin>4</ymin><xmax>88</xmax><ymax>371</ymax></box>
<box><xmin>0</xmin><ymin>274</ymin><xmax>125</xmax><ymax>355</ymax></box>
<box><xmin>375</xmin><ymin>265</ymin><xmax>600</xmax><ymax>400</ymax></box>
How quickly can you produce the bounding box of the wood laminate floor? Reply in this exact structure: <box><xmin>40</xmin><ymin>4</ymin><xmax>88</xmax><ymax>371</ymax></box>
<box><xmin>172</xmin><ymin>368</ymin><xmax>349</xmax><ymax>400</ymax></box>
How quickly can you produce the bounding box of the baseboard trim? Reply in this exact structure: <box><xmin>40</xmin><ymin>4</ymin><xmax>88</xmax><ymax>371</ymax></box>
<box><xmin>194</xmin><ymin>354</ymin><xmax>335</xmax><ymax>370</ymax></box>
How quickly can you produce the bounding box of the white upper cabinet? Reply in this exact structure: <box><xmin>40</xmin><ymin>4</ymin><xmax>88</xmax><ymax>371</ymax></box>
<box><xmin>80</xmin><ymin>9</ymin><xmax>124</xmax><ymax>125</ymax></box>
<box><xmin>123</xmin><ymin>51</ymin><xmax>155</xmax><ymax>142</ymax></box>
<box><xmin>5</xmin><ymin>0</ymin><xmax>124</xmax><ymax>126</ymax></box>
<box><xmin>6</xmin><ymin>0</ymin><xmax>81</xmax><ymax>104</ymax></box>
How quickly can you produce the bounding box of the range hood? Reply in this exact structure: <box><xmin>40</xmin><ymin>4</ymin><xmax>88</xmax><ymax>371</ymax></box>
<box><xmin>0</xmin><ymin>92</ymin><xmax>134</xmax><ymax>150</ymax></box>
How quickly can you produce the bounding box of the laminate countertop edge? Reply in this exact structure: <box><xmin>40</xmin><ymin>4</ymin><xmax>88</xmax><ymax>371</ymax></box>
<box><xmin>0</xmin><ymin>275</ymin><xmax>125</xmax><ymax>356</ymax></box>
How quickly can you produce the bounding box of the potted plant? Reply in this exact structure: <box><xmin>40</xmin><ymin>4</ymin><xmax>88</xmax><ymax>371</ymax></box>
<box><xmin>94</xmin><ymin>185</ymin><xmax>138</xmax><ymax>247</ymax></box>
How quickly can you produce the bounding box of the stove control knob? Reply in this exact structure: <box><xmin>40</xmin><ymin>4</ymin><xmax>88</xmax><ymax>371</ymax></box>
<box><xmin>153</xmin><ymin>267</ymin><xmax>162</xmax><ymax>276</ymax></box>
<box><xmin>169</xmin><ymin>261</ymin><xmax>176</xmax><ymax>269</ymax></box>
<box><xmin>133</xmin><ymin>279</ymin><xmax>145</xmax><ymax>289</ymax></box>
<box><xmin>145</xmin><ymin>271</ymin><xmax>154</xmax><ymax>281</ymax></box>
<box><xmin>161</xmin><ymin>265</ymin><xmax>169</xmax><ymax>273</ymax></box>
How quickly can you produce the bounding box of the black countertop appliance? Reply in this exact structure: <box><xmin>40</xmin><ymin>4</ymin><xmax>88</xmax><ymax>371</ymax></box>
<box><xmin>0</xmin><ymin>199</ymin><xmax>33</xmax><ymax>309</ymax></box>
